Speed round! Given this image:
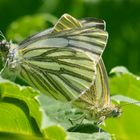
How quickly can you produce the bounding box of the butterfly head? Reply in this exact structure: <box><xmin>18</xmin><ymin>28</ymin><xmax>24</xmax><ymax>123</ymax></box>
<box><xmin>0</xmin><ymin>40</ymin><xmax>10</xmax><ymax>59</ymax></box>
<box><xmin>84</xmin><ymin>103</ymin><xmax>122</xmax><ymax>124</ymax></box>
<box><xmin>93</xmin><ymin>105</ymin><xmax>122</xmax><ymax>125</ymax></box>
<box><xmin>110</xmin><ymin>105</ymin><xmax>122</xmax><ymax>118</ymax></box>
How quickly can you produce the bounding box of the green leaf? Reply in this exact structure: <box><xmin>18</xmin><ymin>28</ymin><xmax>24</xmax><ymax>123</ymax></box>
<box><xmin>43</xmin><ymin>125</ymin><xmax>67</xmax><ymax>140</ymax></box>
<box><xmin>102</xmin><ymin>66</ymin><xmax>140</xmax><ymax>140</ymax></box>
<box><xmin>0</xmin><ymin>132</ymin><xmax>47</xmax><ymax>140</ymax></box>
<box><xmin>110</xmin><ymin>66</ymin><xmax>130</xmax><ymax>75</ymax></box>
<box><xmin>68</xmin><ymin>132</ymin><xmax>112</xmax><ymax>140</ymax></box>
<box><xmin>111</xmin><ymin>95</ymin><xmax>140</xmax><ymax>106</ymax></box>
<box><xmin>0</xmin><ymin>77</ymin><xmax>42</xmax><ymax>129</ymax></box>
<box><xmin>0</xmin><ymin>77</ymin><xmax>42</xmax><ymax>135</ymax></box>
<box><xmin>39</xmin><ymin>94</ymin><xmax>81</xmax><ymax>129</ymax></box>
<box><xmin>0</xmin><ymin>77</ymin><xmax>69</xmax><ymax>140</ymax></box>
<box><xmin>39</xmin><ymin>95</ymin><xmax>111</xmax><ymax>139</ymax></box>
<box><xmin>6</xmin><ymin>13</ymin><xmax>57</xmax><ymax>42</ymax></box>
<box><xmin>2</xmin><ymin>65</ymin><xmax>140</xmax><ymax>140</ymax></box>
<box><xmin>109</xmin><ymin>66</ymin><xmax>140</xmax><ymax>100</ymax></box>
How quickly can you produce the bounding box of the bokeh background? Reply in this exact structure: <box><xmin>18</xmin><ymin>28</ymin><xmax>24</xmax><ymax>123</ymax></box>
<box><xmin>0</xmin><ymin>0</ymin><xmax>140</xmax><ymax>74</ymax></box>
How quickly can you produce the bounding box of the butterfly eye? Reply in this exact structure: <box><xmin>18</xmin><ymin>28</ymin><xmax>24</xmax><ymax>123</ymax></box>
<box><xmin>0</xmin><ymin>40</ymin><xmax>9</xmax><ymax>54</ymax></box>
<box><xmin>111</xmin><ymin>108</ymin><xmax>121</xmax><ymax>117</ymax></box>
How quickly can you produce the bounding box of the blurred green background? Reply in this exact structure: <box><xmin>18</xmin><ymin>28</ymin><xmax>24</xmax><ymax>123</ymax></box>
<box><xmin>0</xmin><ymin>0</ymin><xmax>140</xmax><ymax>74</ymax></box>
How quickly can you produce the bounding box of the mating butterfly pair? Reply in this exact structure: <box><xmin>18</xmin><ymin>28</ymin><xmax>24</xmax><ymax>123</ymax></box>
<box><xmin>0</xmin><ymin>14</ymin><xmax>121</xmax><ymax>124</ymax></box>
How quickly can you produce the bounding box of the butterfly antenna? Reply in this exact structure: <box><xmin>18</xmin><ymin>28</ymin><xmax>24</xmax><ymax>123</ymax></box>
<box><xmin>0</xmin><ymin>58</ymin><xmax>8</xmax><ymax>75</ymax></box>
<box><xmin>0</xmin><ymin>31</ymin><xmax>6</xmax><ymax>41</ymax></box>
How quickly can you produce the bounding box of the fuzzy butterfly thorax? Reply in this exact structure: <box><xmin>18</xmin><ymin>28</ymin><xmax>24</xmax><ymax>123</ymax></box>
<box><xmin>0</xmin><ymin>40</ymin><xmax>21</xmax><ymax>80</ymax></box>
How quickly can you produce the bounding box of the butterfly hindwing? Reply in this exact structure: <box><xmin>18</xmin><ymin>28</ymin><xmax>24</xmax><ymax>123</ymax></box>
<box><xmin>52</xmin><ymin>13</ymin><xmax>82</xmax><ymax>33</ymax></box>
<box><xmin>72</xmin><ymin>58</ymin><xmax>110</xmax><ymax>110</ymax></box>
<box><xmin>20</xmin><ymin>47</ymin><xmax>96</xmax><ymax>101</ymax></box>
<box><xmin>94</xmin><ymin>58</ymin><xmax>110</xmax><ymax>106</ymax></box>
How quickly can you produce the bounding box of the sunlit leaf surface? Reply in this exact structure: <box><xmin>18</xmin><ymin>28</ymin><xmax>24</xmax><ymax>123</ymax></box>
<box><xmin>103</xmin><ymin>67</ymin><xmax>140</xmax><ymax>140</ymax></box>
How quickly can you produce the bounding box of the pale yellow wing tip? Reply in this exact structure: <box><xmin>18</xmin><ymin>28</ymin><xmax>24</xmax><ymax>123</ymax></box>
<box><xmin>52</xmin><ymin>13</ymin><xmax>82</xmax><ymax>33</ymax></box>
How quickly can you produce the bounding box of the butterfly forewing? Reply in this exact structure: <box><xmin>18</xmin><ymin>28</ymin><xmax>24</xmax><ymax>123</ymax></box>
<box><xmin>15</xmin><ymin>14</ymin><xmax>108</xmax><ymax>102</ymax></box>
<box><xmin>20</xmin><ymin>26</ymin><xmax>108</xmax><ymax>65</ymax></box>
<box><xmin>80</xmin><ymin>17</ymin><xmax>106</xmax><ymax>30</ymax></box>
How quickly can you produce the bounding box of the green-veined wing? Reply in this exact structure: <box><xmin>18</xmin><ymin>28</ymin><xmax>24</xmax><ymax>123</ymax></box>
<box><xmin>74</xmin><ymin>17</ymin><xmax>110</xmax><ymax>107</ymax></box>
<box><xmin>73</xmin><ymin>58</ymin><xmax>110</xmax><ymax>110</ymax></box>
<box><xmin>6</xmin><ymin>14</ymin><xmax>108</xmax><ymax>102</ymax></box>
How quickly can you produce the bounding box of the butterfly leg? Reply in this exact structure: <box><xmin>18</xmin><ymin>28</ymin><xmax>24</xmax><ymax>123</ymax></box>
<box><xmin>68</xmin><ymin>113</ymin><xmax>86</xmax><ymax>125</ymax></box>
<box><xmin>0</xmin><ymin>58</ymin><xmax>8</xmax><ymax>75</ymax></box>
<box><xmin>97</xmin><ymin>116</ymin><xmax>106</xmax><ymax>125</ymax></box>
<box><xmin>68</xmin><ymin>114</ymin><xmax>86</xmax><ymax>132</ymax></box>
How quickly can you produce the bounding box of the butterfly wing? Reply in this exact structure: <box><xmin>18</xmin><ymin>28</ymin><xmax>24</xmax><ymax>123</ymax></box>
<box><xmin>72</xmin><ymin>58</ymin><xmax>110</xmax><ymax>109</ymax></box>
<box><xmin>19</xmin><ymin>15</ymin><xmax>106</xmax><ymax>47</ymax></box>
<box><xmin>19</xmin><ymin>14</ymin><xmax>108</xmax><ymax>63</ymax></box>
<box><xmin>94</xmin><ymin>58</ymin><xmax>110</xmax><ymax>106</ymax></box>
<box><xmin>17</xmin><ymin>14</ymin><xmax>108</xmax><ymax>101</ymax></box>
<box><xmin>19</xmin><ymin>28</ymin><xmax>53</xmax><ymax>46</ymax></box>
<box><xmin>19</xmin><ymin>13</ymin><xmax>82</xmax><ymax>48</ymax></box>
<box><xmin>72</xmin><ymin>16</ymin><xmax>110</xmax><ymax>108</ymax></box>
<box><xmin>80</xmin><ymin>17</ymin><xmax>110</xmax><ymax>106</ymax></box>
<box><xmin>80</xmin><ymin>17</ymin><xmax>106</xmax><ymax>30</ymax></box>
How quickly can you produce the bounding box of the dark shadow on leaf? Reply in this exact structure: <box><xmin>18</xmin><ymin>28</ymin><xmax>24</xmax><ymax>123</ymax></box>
<box><xmin>1</xmin><ymin>97</ymin><xmax>42</xmax><ymax>136</ymax></box>
<box><xmin>67</xmin><ymin>123</ymin><xmax>104</xmax><ymax>133</ymax></box>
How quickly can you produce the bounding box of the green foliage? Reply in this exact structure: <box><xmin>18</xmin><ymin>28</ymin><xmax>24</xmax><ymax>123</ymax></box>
<box><xmin>1</xmin><ymin>0</ymin><xmax>140</xmax><ymax>74</ymax></box>
<box><xmin>0</xmin><ymin>78</ymin><xmax>41</xmax><ymax>135</ymax></box>
<box><xmin>68</xmin><ymin>132</ymin><xmax>111</xmax><ymax>140</ymax></box>
<box><xmin>0</xmin><ymin>1</ymin><xmax>140</xmax><ymax>139</ymax></box>
<box><xmin>102</xmin><ymin>67</ymin><xmax>140</xmax><ymax>140</ymax></box>
<box><xmin>43</xmin><ymin>125</ymin><xmax>67</xmax><ymax>140</ymax></box>
<box><xmin>0</xmin><ymin>66</ymin><xmax>140</xmax><ymax>139</ymax></box>
<box><xmin>6</xmin><ymin>14</ymin><xmax>57</xmax><ymax>42</ymax></box>
<box><xmin>110</xmin><ymin>67</ymin><xmax>140</xmax><ymax>100</ymax></box>
<box><xmin>0</xmin><ymin>78</ymin><xmax>67</xmax><ymax>140</ymax></box>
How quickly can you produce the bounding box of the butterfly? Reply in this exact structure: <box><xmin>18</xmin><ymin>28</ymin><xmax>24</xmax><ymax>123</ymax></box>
<box><xmin>0</xmin><ymin>14</ymin><xmax>121</xmax><ymax>124</ymax></box>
